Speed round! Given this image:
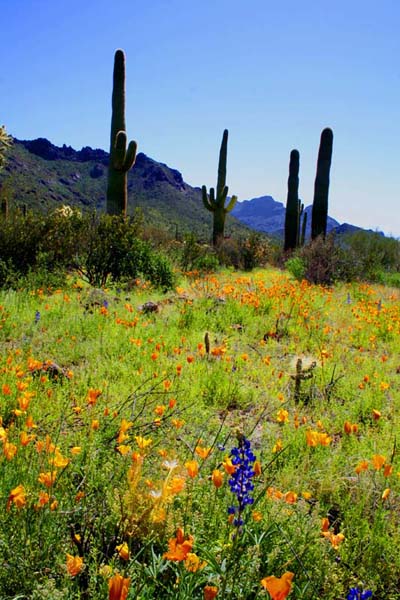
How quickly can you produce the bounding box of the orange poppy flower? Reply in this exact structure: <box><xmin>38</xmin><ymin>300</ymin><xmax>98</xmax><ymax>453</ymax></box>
<box><xmin>372</xmin><ymin>454</ymin><xmax>386</xmax><ymax>470</ymax></box>
<box><xmin>185</xmin><ymin>460</ymin><xmax>199</xmax><ymax>478</ymax></box>
<box><xmin>211</xmin><ymin>469</ymin><xmax>223</xmax><ymax>488</ymax></box>
<box><xmin>203</xmin><ymin>584</ymin><xmax>219</xmax><ymax>599</ymax></box>
<box><xmin>108</xmin><ymin>573</ymin><xmax>131</xmax><ymax>600</ymax></box>
<box><xmin>66</xmin><ymin>553</ymin><xmax>84</xmax><ymax>576</ymax></box>
<box><xmin>163</xmin><ymin>527</ymin><xmax>194</xmax><ymax>561</ymax></box>
<box><xmin>260</xmin><ymin>571</ymin><xmax>294</xmax><ymax>600</ymax></box>
<box><xmin>7</xmin><ymin>484</ymin><xmax>26</xmax><ymax>510</ymax></box>
<box><xmin>195</xmin><ymin>445</ymin><xmax>212</xmax><ymax>459</ymax></box>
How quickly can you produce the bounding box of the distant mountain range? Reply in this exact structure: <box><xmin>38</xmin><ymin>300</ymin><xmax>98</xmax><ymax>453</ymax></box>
<box><xmin>232</xmin><ymin>196</ymin><xmax>364</xmax><ymax>238</ymax></box>
<box><xmin>0</xmin><ymin>137</ymin><xmax>368</xmax><ymax>240</ymax></box>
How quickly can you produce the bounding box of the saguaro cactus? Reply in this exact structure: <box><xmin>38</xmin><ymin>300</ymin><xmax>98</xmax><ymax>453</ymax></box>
<box><xmin>311</xmin><ymin>128</ymin><xmax>333</xmax><ymax>240</ymax></box>
<box><xmin>202</xmin><ymin>129</ymin><xmax>237</xmax><ymax>245</ymax></box>
<box><xmin>106</xmin><ymin>50</ymin><xmax>137</xmax><ymax>216</ymax></box>
<box><xmin>284</xmin><ymin>149</ymin><xmax>300</xmax><ymax>251</ymax></box>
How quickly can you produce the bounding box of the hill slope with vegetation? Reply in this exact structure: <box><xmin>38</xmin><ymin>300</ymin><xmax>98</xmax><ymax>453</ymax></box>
<box><xmin>0</xmin><ymin>138</ymin><xmax>252</xmax><ymax>241</ymax></box>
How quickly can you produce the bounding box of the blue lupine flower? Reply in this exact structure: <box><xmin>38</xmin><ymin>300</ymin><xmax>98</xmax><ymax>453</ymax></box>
<box><xmin>103</xmin><ymin>300</ymin><xmax>109</xmax><ymax>309</ymax></box>
<box><xmin>34</xmin><ymin>310</ymin><xmax>41</xmax><ymax>323</ymax></box>
<box><xmin>347</xmin><ymin>587</ymin><xmax>372</xmax><ymax>600</ymax></box>
<box><xmin>227</xmin><ymin>435</ymin><xmax>256</xmax><ymax>527</ymax></box>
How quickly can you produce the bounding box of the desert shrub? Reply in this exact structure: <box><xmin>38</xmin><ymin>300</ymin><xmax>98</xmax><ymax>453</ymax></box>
<box><xmin>293</xmin><ymin>235</ymin><xmax>356</xmax><ymax>285</ymax></box>
<box><xmin>218</xmin><ymin>233</ymin><xmax>272</xmax><ymax>271</ymax></box>
<box><xmin>179</xmin><ymin>234</ymin><xmax>217</xmax><ymax>273</ymax></box>
<box><xmin>341</xmin><ymin>230</ymin><xmax>400</xmax><ymax>281</ymax></box>
<box><xmin>216</xmin><ymin>237</ymin><xmax>242</xmax><ymax>269</ymax></box>
<box><xmin>77</xmin><ymin>214</ymin><xmax>175</xmax><ymax>289</ymax></box>
<box><xmin>0</xmin><ymin>211</ymin><xmax>174</xmax><ymax>290</ymax></box>
<box><xmin>286</xmin><ymin>256</ymin><xmax>306</xmax><ymax>281</ymax></box>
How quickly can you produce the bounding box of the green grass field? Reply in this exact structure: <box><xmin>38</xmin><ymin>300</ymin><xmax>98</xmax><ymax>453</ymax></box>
<box><xmin>1</xmin><ymin>269</ymin><xmax>399</xmax><ymax>599</ymax></box>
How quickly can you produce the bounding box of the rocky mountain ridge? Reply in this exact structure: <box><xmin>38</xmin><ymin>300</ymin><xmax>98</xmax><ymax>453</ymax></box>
<box><xmin>1</xmin><ymin>136</ymin><xmax>372</xmax><ymax>239</ymax></box>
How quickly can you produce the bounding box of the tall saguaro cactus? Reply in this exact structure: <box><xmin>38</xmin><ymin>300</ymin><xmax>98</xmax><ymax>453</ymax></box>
<box><xmin>311</xmin><ymin>128</ymin><xmax>333</xmax><ymax>240</ymax></box>
<box><xmin>202</xmin><ymin>129</ymin><xmax>237</xmax><ymax>245</ymax></box>
<box><xmin>106</xmin><ymin>50</ymin><xmax>137</xmax><ymax>216</ymax></box>
<box><xmin>284</xmin><ymin>149</ymin><xmax>300</xmax><ymax>251</ymax></box>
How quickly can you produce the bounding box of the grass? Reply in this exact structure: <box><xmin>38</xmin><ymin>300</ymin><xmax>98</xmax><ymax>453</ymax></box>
<box><xmin>0</xmin><ymin>268</ymin><xmax>399</xmax><ymax>599</ymax></box>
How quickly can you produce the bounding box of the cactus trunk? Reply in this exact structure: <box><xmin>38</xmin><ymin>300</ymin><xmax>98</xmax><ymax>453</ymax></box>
<box><xmin>284</xmin><ymin>150</ymin><xmax>300</xmax><ymax>251</ymax></box>
<box><xmin>202</xmin><ymin>129</ymin><xmax>237</xmax><ymax>246</ymax></box>
<box><xmin>106</xmin><ymin>50</ymin><xmax>137</xmax><ymax>216</ymax></box>
<box><xmin>311</xmin><ymin>128</ymin><xmax>333</xmax><ymax>240</ymax></box>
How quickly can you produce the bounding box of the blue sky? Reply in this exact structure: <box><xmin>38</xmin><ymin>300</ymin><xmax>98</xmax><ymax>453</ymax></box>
<box><xmin>2</xmin><ymin>0</ymin><xmax>399</xmax><ymax>236</ymax></box>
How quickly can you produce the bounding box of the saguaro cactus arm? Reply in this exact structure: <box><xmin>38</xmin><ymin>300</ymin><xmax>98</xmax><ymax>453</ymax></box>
<box><xmin>113</xmin><ymin>131</ymin><xmax>137</xmax><ymax>171</ymax></box>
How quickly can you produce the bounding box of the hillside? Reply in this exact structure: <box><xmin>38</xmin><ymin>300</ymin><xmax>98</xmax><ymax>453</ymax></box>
<box><xmin>0</xmin><ymin>138</ymin><xmax>252</xmax><ymax>242</ymax></box>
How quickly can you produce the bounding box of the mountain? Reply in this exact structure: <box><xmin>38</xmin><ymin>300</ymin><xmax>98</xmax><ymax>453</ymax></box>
<box><xmin>0</xmin><ymin>137</ymin><xmax>373</xmax><ymax>241</ymax></box>
<box><xmin>232</xmin><ymin>196</ymin><xmax>341</xmax><ymax>239</ymax></box>
<box><xmin>0</xmin><ymin>137</ymin><xmax>251</xmax><ymax>241</ymax></box>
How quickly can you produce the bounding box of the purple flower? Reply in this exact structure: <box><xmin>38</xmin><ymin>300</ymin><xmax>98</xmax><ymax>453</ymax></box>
<box><xmin>227</xmin><ymin>435</ymin><xmax>256</xmax><ymax>526</ymax></box>
<box><xmin>347</xmin><ymin>588</ymin><xmax>372</xmax><ymax>600</ymax></box>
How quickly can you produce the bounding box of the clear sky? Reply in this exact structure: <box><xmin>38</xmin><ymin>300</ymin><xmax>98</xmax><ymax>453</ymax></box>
<box><xmin>2</xmin><ymin>0</ymin><xmax>399</xmax><ymax>236</ymax></box>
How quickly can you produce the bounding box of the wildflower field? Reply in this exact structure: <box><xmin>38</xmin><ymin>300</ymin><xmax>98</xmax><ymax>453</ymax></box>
<box><xmin>1</xmin><ymin>269</ymin><xmax>399</xmax><ymax>599</ymax></box>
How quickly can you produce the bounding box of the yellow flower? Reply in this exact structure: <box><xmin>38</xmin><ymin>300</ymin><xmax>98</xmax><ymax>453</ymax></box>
<box><xmin>135</xmin><ymin>436</ymin><xmax>152</xmax><ymax>449</ymax></box>
<box><xmin>3</xmin><ymin>441</ymin><xmax>17</xmax><ymax>460</ymax></box>
<box><xmin>116</xmin><ymin>542</ymin><xmax>130</xmax><ymax>561</ymax></box>
<box><xmin>116</xmin><ymin>445</ymin><xmax>132</xmax><ymax>456</ymax></box>
<box><xmin>382</xmin><ymin>488</ymin><xmax>391</xmax><ymax>501</ymax></box>
<box><xmin>276</xmin><ymin>409</ymin><xmax>289</xmax><ymax>423</ymax></box>
<box><xmin>49</xmin><ymin>449</ymin><xmax>70</xmax><ymax>468</ymax></box>
<box><xmin>272</xmin><ymin>439</ymin><xmax>283</xmax><ymax>453</ymax></box>
<box><xmin>184</xmin><ymin>552</ymin><xmax>207</xmax><ymax>572</ymax></box>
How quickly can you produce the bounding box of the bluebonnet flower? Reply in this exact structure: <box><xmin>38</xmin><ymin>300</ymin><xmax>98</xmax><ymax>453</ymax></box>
<box><xmin>347</xmin><ymin>587</ymin><xmax>372</xmax><ymax>600</ymax></box>
<box><xmin>227</xmin><ymin>434</ymin><xmax>256</xmax><ymax>527</ymax></box>
<box><xmin>34</xmin><ymin>310</ymin><xmax>41</xmax><ymax>323</ymax></box>
<box><xmin>103</xmin><ymin>300</ymin><xmax>109</xmax><ymax>309</ymax></box>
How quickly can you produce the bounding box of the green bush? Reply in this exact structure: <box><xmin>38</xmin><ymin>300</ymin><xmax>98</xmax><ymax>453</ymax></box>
<box><xmin>286</xmin><ymin>256</ymin><xmax>306</xmax><ymax>281</ymax></box>
<box><xmin>341</xmin><ymin>230</ymin><xmax>400</xmax><ymax>282</ymax></box>
<box><xmin>76</xmin><ymin>214</ymin><xmax>175</xmax><ymax>289</ymax></box>
<box><xmin>0</xmin><ymin>210</ymin><xmax>175</xmax><ymax>290</ymax></box>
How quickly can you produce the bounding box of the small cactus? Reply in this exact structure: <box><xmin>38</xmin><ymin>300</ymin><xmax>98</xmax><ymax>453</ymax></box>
<box><xmin>202</xmin><ymin>129</ymin><xmax>237</xmax><ymax>245</ymax></box>
<box><xmin>106</xmin><ymin>50</ymin><xmax>137</xmax><ymax>216</ymax></box>
<box><xmin>291</xmin><ymin>358</ymin><xmax>316</xmax><ymax>403</ymax></box>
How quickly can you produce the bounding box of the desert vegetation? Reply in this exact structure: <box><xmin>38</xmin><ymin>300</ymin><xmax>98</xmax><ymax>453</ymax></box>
<box><xmin>1</xmin><ymin>42</ymin><xmax>400</xmax><ymax>600</ymax></box>
<box><xmin>0</xmin><ymin>261</ymin><xmax>400</xmax><ymax>599</ymax></box>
